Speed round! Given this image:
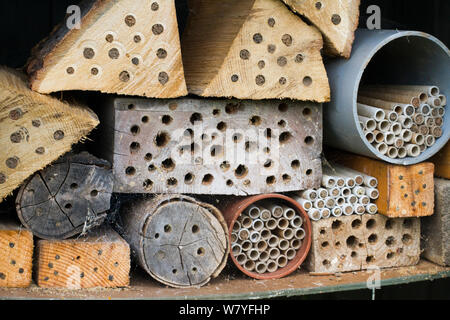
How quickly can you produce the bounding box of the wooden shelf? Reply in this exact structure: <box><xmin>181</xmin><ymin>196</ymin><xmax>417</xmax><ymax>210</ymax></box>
<box><xmin>0</xmin><ymin>260</ymin><xmax>448</xmax><ymax>300</ymax></box>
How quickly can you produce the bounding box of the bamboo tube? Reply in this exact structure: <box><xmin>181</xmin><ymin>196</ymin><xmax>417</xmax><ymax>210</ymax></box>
<box><xmin>394</xmin><ymin>137</ymin><xmax>404</xmax><ymax>148</ymax></box>
<box><xmin>437</xmin><ymin>106</ymin><xmax>445</xmax><ymax>116</ymax></box>
<box><xmin>276</xmin><ymin>255</ymin><xmax>288</xmax><ymax>268</ymax></box>
<box><xmin>365</xmin><ymin>131</ymin><xmax>375</xmax><ymax>143</ymax></box>
<box><xmin>420</xmin><ymin>144</ymin><xmax>426</xmax><ymax>152</ymax></box>
<box><xmin>298</xmin><ymin>190</ymin><xmax>317</xmax><ymax>201</ymax></box>
<box><xmin>313</xmin><ymin>199</ymin><xmax>325</xmax><ymax>209</ymax></box>
<box><xmin>252</xmin><ymin>219</ymin><xmax>264</xmax><ymax>231</ymax></box>
<box><xmin>322</xmin><ymin>174</ymin><xmax>337</xmax><ymax>188</ymax></box>
<box><xmin>373</xmin><ymin>142</ymin><xmax>388</xmax><ymax>155</ymax></box>
<box><xmin>384</xmin><ymin>132</ymin><xmax>395</xmax><ymax>145</ymax></box>
<box><xmin>428</xmin><ymin>96</ymin><xmax>441</xmax><ymax>107</ymax></box>
<box><xmin>362</xmin><ymin>174</ymin><xmax>378</xmax><ymax>188</ymax></box>
<box><xmin>259</xmin><ymin>208</ymin><xmax>272</xmax><ymax>221</ymax></box>
<box><xmin>320</xmin><ymin>208</ymin><xmax>331</xmax><ymax>219</ymax></box>
<box><xmin>352</xmin><ymin>186</ymin><xmax>366</xmax><ymax>196</ymax></box>
<box><xmin>359</xmin><ymin>116</ymin><xmax>377</xmax><ymax>132</ymax></box>
<box><xmin>411</xmin><ymin>133</ymin><xmax>425</xmax><ymax>145</ymax></box>
<box><xmin>290</xmin><ymin>239</ymin><xmax>302</xmax><ymax>250</ymax></box>
<box><xmin>239</xmin><ymin>229</ymin><xmax>250</xmax><ymax>241</ymax></box>
<box><xmin>277</xmin><ymin>218</ymin><xmax>289</xmax><ymax>230</ymax></box>
<box><xmin>308</xmin><ymin>209</ymin><xmax>322</xmax><ymax>221</ymax></box>
<box><xmin>335</xmin><ymin>197</ymin><xmax>345</xmax><ymax>206</ymax></box>
<box><xmin>425</xmin><ymin>135</ymin><xmax>435</xmax><ymax>147</ymax></box>
<box><xmin>241</xmin><ymin>240</ymin><xmax>252</xmax><ymax>252</ymax></box>
<box><xmin>232</xmin><ymin>221</ymin><xmax>241</xmax><ymax>233</ymax></box>
<box><xmin>365</xmin><ymin>203</ymin><xmax>378</xmax><ymax>215</ymax></box>
<box><xmin>340</xmin><ymin>187</ymin><xmax>351</xmax><ymax>197</ymax></box>
<box><xmin>232</xmin><ymin>243</ymin><xmax>242</xmax><ymax>255</ymax></box>
<box><xmin>413</xmin><ymin>113</ymin><xmax>424</xmax><ymax>125</ymax></box>
<box><xmin>332</xmin><ymin>207</ymin><xmax>343</xmax><ymax>217</ymax></box>
<box><xmin>357</xmin><ymin>96</ymin><xmax>403</xmax><ymax>114</ymax></box>
<box><xmin>357</xmin><ymin>103</ymin><xmax>386</xmax><ymax>121</ymax></box>
<box><xmin>366</xmin><ymin>187</ymin><xmax>380</xmax><ymax>200</ymax></box>
<box><xmin>265</xmin><ymin>218</ymin><xmax>277</xmax><ymax>230</ymax></box>
<box><xmin>256</xmin><ymin>240</ymin><xmax>268</xmax><ymax>252</ymax></box>
<box><xmin>278</xmin><ymin>239</ymin><xmax>289</xmax><ymax>251</ymax></box>
<box><xmin>244</xmin><ymin>260</ymin><xmax>255</xmax><ymax>271</ymax></box>
<box><xmin>410</xmin><ymin>124</ymin><xmax>419</xmax><ymax>133</ymax></box>
<box><xmin>386</xmin><ymin>111</ymin><xmax>398</xmax><ymax>122</ymax></box>
<box><xmin>354</xmin><ymin>204</ymin><xmax>365</xmax><ymax>215</ymax></box>
<box><xmin>259</xmin><ymin>251</ymin><xmax>269</xmax><ymax>262</ymax></box>
<box><xmin>397</xmin><ymin>147</ymin><xmax>407</xmax><ymax>158</ymax></box>
<box><xmin>286</xmin><ymin>248</ymin><xmax>297</xmax><ymax>260</ymax></box>
<box><xmin>249</xmin><ymin>231</ymin><xmax>261</xmax><ymax>243</ymax></box>
<box><xmin>324</xmin><ymin>197</ymin><xmax>335</xmax><ymax>209</ymax></box>
<box><xmin>331</xmin><ymin>164</ymin><xmax>365</xmax><ymax>185</ymax></box>
<box><xmin>266</xmin><ymin>260</ymin><xmax>278</xmax><ymax>273</ymax></box>
<box><xmin>369</xmin><ymin>85</ymin><xmax>439</xmax><ymax>97</ymax></box>
<box><xmin>255</xmin><ymin>262</ymin><xmax>267</xmax><ymax>274</ymax></box>
<box><xmin>290</xmin><ymin>216</ymin><xmax>303</xmax><ymax>228</ymax></box>
<box><xmin>419</xmin><ymin>104</ymin><xmax>431</xmax><ymax>116</ymax></box>
<box><xmin>247</xmin><ymin>206</ymin><xmax>261</xmax><ymax>219</ymax></box>
<box><xmin>419</xmin><ymin>125</ymin><xmax>429</xmax><ymax>135</ymax></box>
<box><xmin>282</xmin><ymin>206</ymin><xmax>296</xmax><ymax>220</ymax></box>
<box><xmin>268</xmin><ymin>247</ymin><xmax>280</xmax><ymax>259</ymax></box>
<box><xmin>342</xmin><ymin>204</ymin><xmax>354</xmax><ymax>216</ymax></box>
<box><xmin>431</xmin><ymin>107</ymin><xmax>439</xmax><ymax>117</ymax></box>
<box><xmin>361</xmin><ymin>85</ymin><xmax>429</xmax><ymax>102</ymax></box>
<box><xmin>358</xmin><ymin>195</ymin><xmax>370</xmax><ymax>205</ymax></box>
<box><xmin>438</xmin><ymin>94</ymin><xmax>446</xmax><ymax>106</ymax></box>
<box><xmin>398</xmin><ymin>116</ymin><xmax>413</xmax><ymax>129</ymax></box>
<box><xmin>328</xmin><ymin>187</ymin><xmax>340</xmax><ymax>197</ymax></box>
<box><xmin>387</xmin><ymin>146</ymin><xmax>398</xmax><ymax>159</ymax></box>
<box><xmin>295</xmin><ymin>198</ymin><xmax>312</xmax><ymax>211</ymax></box>
<box><xmin>346</xmin><ymin>194</ymin><xmax>358</xmax><ymax>204</ymax></box>
<box><xmin>260</xmin><ymin>228</ymin><xmax>271</xmax><ymax>240</ymax></box>
<box><xmin>231</xmin><ymin>232</ymin><xmax>238</xmax><ymax>243</ymax></box>
<box><xmin>236</xmin><ymin>253</ymin><xmax>247</xmax><ymax>265</ymax></box>
<box><xmin>390</xmin><ymin>122</ymin><xmax>402</xmax><ymax>135</ymax></box>
<box><xmin>405</xmin><ymin>144</ymin><xmax>421</xmax><ymax>157</ymax></box>
<box><xmin>434</xmin><ymin>116</ymin><xmax>443</xmax><ymax>127</ymax></box>
<box><xmin>424</xmin><ymin>116</ymin><xmax>435</xmax><ymax>127</ymax></box>
<box><xmin>268</xmin><ymin>204</ymin><xmax>283</xmax><ymax>218</ymax></box>
<box><xmin>400</xmin><ymin>129</ymin><xmax>412</xmax><ymax>142</ymax></box>
<box><xmin>241</xmin><ymin>216</ymin><xmax>252</xmax><ymax>229</ymax></box>
<box><xmin>268</xmin><ymin>236</ymin><xmax>279</xmax><ymax>248</ymax></box>
<box><xmin>372</xmin><ymin>130</ymin><xmax>384</xmax><ymax>143</ymax></box>
<box><xmin>376</xmin><ymin>120</ymin><xmax>391</xmax><ymax>132</ymax></box>
<box><xmin>317</xmin><ymin>188</ymin><xmax>329</xmax><ymax>199</ymax></box>
<box><xmin>247</xmin><ymin>249</ymin><xmax>260</xmax><ymax>261</ymax></box>
<box><xmin>358</xmin><ymin>89</ymin><xmax>420</xmax><ymax>107</ymax></box>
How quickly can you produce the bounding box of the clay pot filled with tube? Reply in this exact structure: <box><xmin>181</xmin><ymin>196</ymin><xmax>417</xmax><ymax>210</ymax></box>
<box><xmin>220</xmin><ymin>194</ymin><xmax>311</xmax><ymax>280</ymax></box>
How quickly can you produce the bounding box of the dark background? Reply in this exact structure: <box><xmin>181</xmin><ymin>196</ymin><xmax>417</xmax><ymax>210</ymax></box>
<box><xmin>0</xmin><ymin>0</ymin><xmax>448</xmax><ymax>299</ymax></box>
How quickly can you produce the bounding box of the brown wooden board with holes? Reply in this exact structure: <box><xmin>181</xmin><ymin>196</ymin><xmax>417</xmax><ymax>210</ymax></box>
<box><xmin>306</xmin><ymin>214</ymin><xmax>420</xmax><ymax>273</ymax></box>
<box><xmin>181</xmin><ymin>0</ymin><xmax>330</xmax><ymax>101</ymax></box>
<box><xmin>282</xmin><ymin>0</ymin><xmax>361</xmax><ymax>58</ymax></box>
<box><xmin>0</xmin><ymin>67</ymin><xmax>99</xmax><ymax>202</ymax></box>
<box><xmin>27</xmin><ymin>0</ymin><xmax>187</xmax><ymax>98</ymax></box>
<box><xmin>120</xmin><ymin>195</ymin><xmax>229</xmax><ymax>288</ymax></box>
<box><xmin>429</xmin><ymin>142</ymin><xmax>450</xmax><ymax>179</ymax></box>
<box><xmin>0</xmin><ymin>219</ymin><xmax>33</xmax><ymax>288</ymax></box>
<box><xmin>98</xmin><ymin>97</ymin><xmax>323</xmax><ymax>195</ymax></box>
<box><xmin>15</xmin><ymin>152</ymin><xmax>114</xmax><ymax>240</ymax></box>
<box><xmin>421</xmin><ymin>178</ymin><xmax>450</xmax><ymax>266</ymax></box>
<box><xmin>35</xmin><ymin>227</ymin><xmax>130</xmax><ymax>289</ymax></box>
<box><xmin>328</xmin><ymin>150</ymin><xmax>434</xmax><ymax>217</ymax></box>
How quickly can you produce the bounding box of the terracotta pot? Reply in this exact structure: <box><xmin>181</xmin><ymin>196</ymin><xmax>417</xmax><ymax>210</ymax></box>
<box><xmin>220</xmin><ymin>194</ymin><xmax>312</xmax><ymax>280</ymax></box>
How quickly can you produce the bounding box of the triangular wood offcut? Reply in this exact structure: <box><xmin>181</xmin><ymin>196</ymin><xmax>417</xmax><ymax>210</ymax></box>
<box><xmin>182</xmin><ymin>0</ymin><xmax>330</xmax><ymax>102</ymax></box>
<box><xmin>27</xmin><ymin>0</ymin><xmax>187</xmax><ymax>98</ymax></box>
<box><xmin>282</xmin><ymin>0</ymin><xmax>361</xmax><ymax>58</ymax></box>
<box><xmin>0</xmin><ymin>67</ymin><xmax>99</xmax><ymax>202</ymax></box>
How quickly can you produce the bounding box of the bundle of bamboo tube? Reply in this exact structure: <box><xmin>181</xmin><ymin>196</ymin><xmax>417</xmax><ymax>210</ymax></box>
<box><xmin>357</xmin><ymin>85</ymin><xmax>446</xmax><ymax>159</ymax></box>
<box><xmin>293</xmin><ymin>163</ymin><xmax>379</xmax><ymax>221</ymax></box>
<box><xmin>230</xmin><ymin>202</ymin><xmax>305</xmax><ymax>274</ymax></box>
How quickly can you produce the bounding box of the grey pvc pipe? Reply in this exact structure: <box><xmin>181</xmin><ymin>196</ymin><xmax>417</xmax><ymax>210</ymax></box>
<box><xmin>324</xmin><ymin>30</ymin><xmax>449</xmax><ymax>165</ymax></box>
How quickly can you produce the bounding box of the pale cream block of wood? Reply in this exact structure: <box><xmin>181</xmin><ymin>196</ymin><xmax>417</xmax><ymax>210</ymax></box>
<box><xmin>0</xmin><ymin>220</ymin><xmax>33</xmax><ymax>288</ymax></box>
<box><xmin>283</xmin><ymin>0</ymin><xmax>361</xmax><ymax>58</ymax></box>
<box><xmin>0</xmin><ymin>67</ymin><xmax>99</xmax><ymax>202</ymax></box>
<box><xmin>306</xmin><ymin>214</ymin><xmax>420</xmax><ymax>273</ymax></box>
<box><xmin>35</xmin><ymin>227</ymin><xmax>130</xmax><ymax>289</ymax></box>
<box><xmin>27</xmin><ymin>0</ymin><xmax>187</xmax><ymax>98</ymax></box>
<box><xmin>182</xmin><ymin>0</ymin><xmax>330</xmax><ymax>102</ymax></box>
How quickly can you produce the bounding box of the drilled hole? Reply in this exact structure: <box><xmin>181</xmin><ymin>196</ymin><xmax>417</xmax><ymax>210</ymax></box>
<box><xmin>190</xmin><ymin>113</ymin><xmax>202</xmax><ymax>124</ymax></box>
<box><xmin>346</xmin><ymin>236</ymin><xmax>358</xmax><ymax>249</ymax></box>
<box><xmin>164</xmin><ymin>225</ymin><xmax>172</xmax><ymax>233</ymax></box>
<box><xmin>162</xmin><ymin>115</ymin><xmax>173</xmax><ymax>125</ymax></box>
<box><xmin>387</xmin><ymin>252</ymin><xmax>395</xmax><ymax>260</ymax></box>
<box><xmin>282</xmin><ymin>34</ymin><xmax>293</xmax><ymax>46</ymax></box>
<box><xmin>332</xmin><ymin>220</ymin><xmax>342</xmax><ymax>230</ymax></box>
<box><xmin>108</xmin><ymin>48</ymin><xmax>120</xmax><ymax>59</ymax></box>
<box><xmin>90</xmin><ymin>190</ymin><xmax>98</xmax><ymax>197</ymax></box>
<box><xmin>148</xmin><ymin>164</ymin><xmax>156</xmax><ymax>172</ymax></box>
<box><xmin>240</xmin><ymin>49</ymin><xmax>250</xmax><ymax>60</ymax></box>
<box><xmin>403</xmin><ymin>219</ymin><xmax>412</xmax><ymax>229</ymax></box>
<box><xmin>197</xmin><ymin>247</ymin><xmax>205</xmax><ymax>256</ymax></box>
<box><xmin>250</xmin><ymin>116</ymin><xmax>262</xmax><ymax>126</ymax></box>
<box><xmin>368</xmin><ymin>234</ymin><xmax>378</xmax><ymax>244</ymax></box>
<box><xmin>279</xmin><ymin>132</ymin><xmax>292</xmax><ymax>144</ymax></box>
<box><xmin>65</xmin><ymin>203</ymin><xmax>72</xmax><ymax>210</ymax></box>
<box><xmin>152</xmin><ymin>24</ymin><xmax>164</xmax><ymax>35</ymax></box>
<box><xmin>306</xmin><ymin>169</ymin><xmax>313</xmax><ymax>176</ymax></box>
<box><xmin>167</xmin><ymin>178</ymin><xmax>178</xmax><ymax>187</ymax></box>
<box><xmin>220</xmin><ymin>161</ymin><xmax>231</xmax><ymax>172</ymax></box>
<box><xmin>66</xmin><ymin>67</ymin><xmax>75</xmax><ymax>74</ymax></box>
<box><xmin>143</xmin><ymin>179</ymin><xmax>153</xmax><ymax>190</ymax></box>
<box><xmin>366</xmin><ymin>219</ymin><xmax>376</xmax><ymax>229</ymax></box>
<box><xmin>161</xmin><ymin>158</ymin><xmax>175</xmax><ymax>172</ymax></box>
<box><xmin>155</xmin><ymin>132</ymin><xmax>170</xmax><ymax>147</ymax></box>
<box><xmin>226</xmin><ymin>180</ymin><xmax>234</xmax><ymax>187</ymax></box>
<box><xmin>282</xmin><ymin>174</ymin><xmax>291</xmax><ymax>183</ymax></box>
<box><xmin>184</xmin><ymin>173</ymin><xmax>195</xmax><ymax>185</ymax></box>
<box><xmin>202</xmin><ymin>174</ymin><xmax>214</xmax><ymax>185</ymax></box>
<box><xmin>264</xmin><ymin>128</ymin><xmax>272</xmax><ymax>139</ymax></box>
<box><xmin>304</xmin><ymin>136</ymin><xmax>314</xmax><ymax>145</ymax></box>
<box><xmin>266</xmin><ymin>176</ymin><xmax>276</xmax><ymax>185</ymax></box>
<box><xmin>235</xmin><ymin>165</ymin><xmax>248</xmax><ymax>179</ymax></box>
<box><xmin>402</xmin><ymin>234</ymin><xmax>412</xmax><ymax>245</ymax></box>
<box><xmin>126</xmin><ymin>167</ymin><xmax>136</xmax><ymax>176</ymax></box>
<box><xmin>192</xmin><ymin>225</ymin><xmax>199</xmax><ymax>234</ymax></box>
<box><xmin>217</xmin><ymin>122</ymin><xmax>227</xmax><ymax>132</ymax></box>
<box><xmin>321</xmin><ymin>241</ymin><xmax>329</xmax><ymax>248</ymax></box>
<box><xmin>291</xmin><ymin>160</ymin><xmax>300</xmax><ymax>169</ymax></box>
<box><xmin>130</xmin><ymin>142</ymin><xmax>140</xmax><ymax>153</ymax></box>
<box><xmin>144</xmin><ymin>153</ymin><xmax>153</xmax><ymax>162</ymax></box>
<box><xmin>385</xmin><ymin>236</ymin><xmax>396</xmax><ymax>247</ymax></box>
<box><xmin>253</xmin><ymin>33</ymin><xmax>263</xmax><ymax>44</ymax></box>
<box><xmin>385</xmin><ymin>219</ymin><xmax>395</xmax><ymax>230</ymax></box>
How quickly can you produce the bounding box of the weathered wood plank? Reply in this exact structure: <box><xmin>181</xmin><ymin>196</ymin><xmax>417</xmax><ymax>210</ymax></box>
<box><xmin>27</xmin><ymin>0</ymin><xmax>187</xmax><ymax>98</ymax></box>
<box><xmin>329</xmin><ymin>150</ymin><xmax>434</xmax><ymax>217</ymax></box>
<box><xmin>16</xmin><ymin>152</ymin><xmax>114</xmax><ymax>240</ymax></box>
<box><xmin>99</xmin><ymin>97</ymin><xmax>322</xmax><ymax>195</ymax></box>
<box><xmin>0</xmin><ymin>218</ymin><xmax>33</xmax><ymax>288</ymax></box>
<box><xmin>306</xmin><ymin>214</ymin><xmax>420</xmax><ymax>273</ymax></box>
<box><xmin>181</xmin><ymin>0</ymin><xmax>330</xmax><ymax>101</ymax></box>
<box><xmin>429</xmin><ymin>142</ymin><xmax>450</xmax><ymax>179</ymax></box>
<box><xmin>120</xmin><ymin>195</ymin><xmax>229</xmax><ymax>288</ymax></box>
<box><xmin>35</xmin><ymin>226</ymin><xmax>130</xmax><ymax>289</ymax></box>
<box><xmin>282</xmin><ymin>0</ymin><xmax>361</xmax><ymax>58</ymax></box>
<box><xmin>421</xmin><ymin>178</ymin><xmax>450</xmax><ymax>266</ymax></box>
<box><xmin>0</xmin><ymin>67</ymin><xmax>99</xmax><ymax>202</ymax></box>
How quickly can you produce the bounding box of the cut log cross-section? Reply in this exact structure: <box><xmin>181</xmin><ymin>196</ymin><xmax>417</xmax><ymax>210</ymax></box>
<box><xmin>182</xmin><ymin>0</ymin><xmax>330</xmax><ymax>101</ymax></box>
<box><xmin>27</xmin><ymin>0</ymin><xmax>187</xmax><ymax>98</ymax></box>
<box><xmin>282</xmin><ymin>0</ymin><xmax>361</xmax><ymax>58</ymax></box>
<box><xmin>16</xmin><ymin>152</ymin><xmax>114</xmax><ymax>240</ymax></box>
<box><xmin>0</xmin><ymin>67</ymin><xmax>99</xmax><ymax>203</ymax></box>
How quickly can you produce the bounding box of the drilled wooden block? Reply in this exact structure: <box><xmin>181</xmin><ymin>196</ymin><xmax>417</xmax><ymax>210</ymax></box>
<box><xmin>0</xmin><ymin>219</ymin><xmax>33</xmax><ymax>288</ymax></box>
<box><xmin>182</xmin><ymin>0</ymin><xmax>330</xmax><ymax>101</ymax></box>
<box><xmin>27</xmin><ymin>0</ymin><xmax>187</xmax><ymax>98</ymax></box>
<box><xmin>0</xmin><ymin>67</ymin><xmax>99</xmax><ymax>202</ymax></box>
<box><xmin>120</xmin><ymin>195</ymin><xmax>229</xmax><ymax>288</ymax></box>
<box><xmin>329</xmin><ymin>150</ymin><xmax>434</xmax><ymax>217</ymax></box>
<box><xmin>100</xmin><ymin>97</ymin><xmax>322</xmax><ymax>195</ymax></box>
<box><xmin>421</xmin><ymin>178</ymin><xmax>450</xmax><ymax>266</ymax></box>
<box><xmin>282</xmin><ymin>0</ymin><xmax>361</xmax><ymax>58</ymax></box>
<box><xmin>16</xmin><ymin>152</ymin><xmax>114</xmax><ymax>240</ymax></box>
<box><xmin>35</xmin><ymin>227</ymin><xmax>130</xmax><ymax>289</ymax></box>
<box><xmin>306</xmin><ymin>214</ymin><xmax>420</xmax><ymax>273</ymax></box>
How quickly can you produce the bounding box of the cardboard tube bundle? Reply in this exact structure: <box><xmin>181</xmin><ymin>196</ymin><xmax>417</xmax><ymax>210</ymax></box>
<box><xmin>358</xmin><ymin>85</ymin><xmax>446</xmax><ymax>158</ymax></box>
<box><xmin>293</xmin><ymin>163</ymin><xmax>379</xmax><ymax>220</ymax></box>
<box><xmin>231</xmin><ymin>202</ymin><xmax>305</xmax><ymax>274</ymax></box>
